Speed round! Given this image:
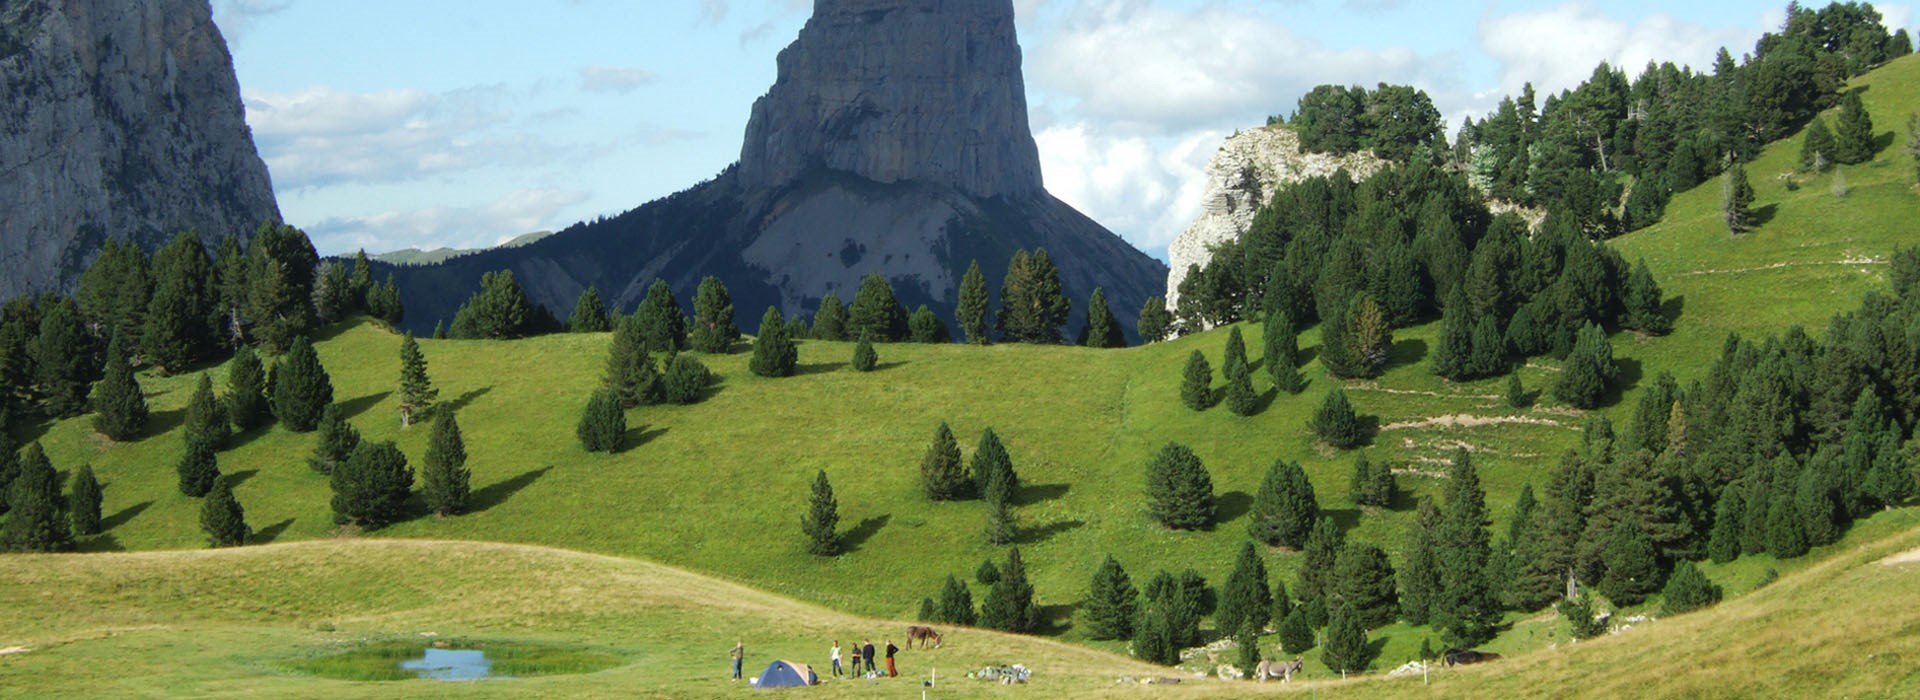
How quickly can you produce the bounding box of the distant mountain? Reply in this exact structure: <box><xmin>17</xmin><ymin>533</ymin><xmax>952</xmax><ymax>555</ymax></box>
<box><xmin>380</xmin><ymin>0</ymin><xmax>1166</xmax><ymax>340</ymax></box>
<box><xmin>370</xmin><ymin>231</ymin><xmax>554</xmax><ymax>267</ymax></box>
<box><xmin>0</xmin><ymin>0</ymin><xmax>279</xmax><ymax>299</ymax></box>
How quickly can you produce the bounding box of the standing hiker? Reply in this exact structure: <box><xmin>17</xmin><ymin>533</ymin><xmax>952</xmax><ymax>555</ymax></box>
<box><xmin>862</xmin><ymin>639</ymin><xmax>877</xmax><ymax>675</ymax></box>
<box><xmin>849</xmin><ymin>641</ymin><xmax>862</xmax><ymax>675</ymax></box>
<box><xmin>830</xmin><ymin>640</ymin><xmax>843</xmax><ymax>677</ymax></box>
<box><xmin>730</xmin><ymin>640</ymin><xmax>744</xmax><ymax>681</ymax></box>
<box><xmin>885</xmin><ymin>639</ymin><xmax>899</xmax><ymax>677</ymax></box>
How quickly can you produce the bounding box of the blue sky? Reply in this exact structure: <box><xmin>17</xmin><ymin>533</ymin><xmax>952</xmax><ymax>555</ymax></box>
<box><xmin>216</xmin><ymin>0</ymin><xmax>1912</xmax><ymax>261</ymax></box>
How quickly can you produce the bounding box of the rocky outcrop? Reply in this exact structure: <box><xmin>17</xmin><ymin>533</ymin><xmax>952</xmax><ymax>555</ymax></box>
<box><xmin>0</xmin><ymin>0</ymin><xmax>279</xmax><ymax>299</ymax></box>
<box><xmin>1164</xmin><ymin>127</ymin><xmax>1382</xmax><ymax>312</ymax></box>
<box><xmin>384</xmin><ymin>0</ymin><xmax>1165</xmax><ymax>341</ymax></box>
<box><xmin>740</xmin><ymin>0</ymin><xmax>1043</xmax><ymax>199</ymax></box>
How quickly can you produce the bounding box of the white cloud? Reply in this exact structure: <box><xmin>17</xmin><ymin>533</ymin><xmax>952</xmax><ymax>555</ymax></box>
<box><xmin>1035</xmin><ymin>123</ymin><xmax>1221</xmax><ymax>257</ymax></box>
<box><xmin>1477</xmin><ymin>4</ymin><xmax>1762</xmax><ymax>99</ymax></box>
<box><xmin>211</xmin><ymin>0</ymin><xmax>291</xmax><ymax>45</ymax></box>
<box><xmin>579</xmin><ymin>65</ymin><xmax>659</xmax><ymax>93</ymax></box>
<box><xmin>700</xmin><ymin>0</ymin><xmax>728</xmax><ymax>23</ymax></box>
<box><xmin>307</xmin><ymin>189</ymin><xmax>591</xmax><ymax>255</ymax></box>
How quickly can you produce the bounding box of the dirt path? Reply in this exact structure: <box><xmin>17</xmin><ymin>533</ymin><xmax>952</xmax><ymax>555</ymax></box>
<box><xmin>1877</xmin><ymin>547</ymin><xmax>1920</xmax><ymax>566</ymax></box>
<box><xmin>1379</xmin><ymin>414</ymin><xmax>1570</xmax><ymax>432</ymax></box>
<box><xmin>1676</xmin><ymin>257</ymin><xmax>1881</xmax><ymax>277</ymax></box>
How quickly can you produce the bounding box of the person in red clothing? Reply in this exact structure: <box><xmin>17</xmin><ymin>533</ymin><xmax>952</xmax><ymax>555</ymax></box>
<box><xmin>884</xmin><ymin>639</ymin><xmax>899</xmax><ymax>677</ymax></box>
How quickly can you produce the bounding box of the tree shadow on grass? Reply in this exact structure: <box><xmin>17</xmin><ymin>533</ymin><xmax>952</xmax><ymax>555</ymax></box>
<box><xmin>470</xmin><ymin>466</ymin><xmax>553</xmax><ymax>513</ymax></box>
<box><xmin>444</xmin><ymin>386</ymin><xmax>493</xmax><ymax>414</ymax></box>
<box><xmin>1215</xmin><ymin>490</ymin><xmax>1254</xmax><ymax>525</ymax></box>
<box><xmin>101</xmin><ymin>500</ymin><xmax>152</xmax><ymax>531</ymax></box>
<box><xmin>1598</xmin><ymin>357</ymin><xmax>1645</xmax><ymax>409</ymax></box>
<box><xmin>337</xmin><ymin>390</ymin><xmax>392</xmax><ymax>421</ymax></box>
<box><xmin>840</xmin><ymin>514</ymin><xmax>891</xmax><ymax>553</ymax></box>
<box><xmin>144</xmin><ymin>406</ymin><xmax>187</xmax><ymax>439</ymax></box>
<box><xmin>868</xmin><ymin>361</ymin><xmax>909</xmax><ymax>372</ymax></box>
<box><xmin>1035</xmin><ymin>603</ymin><xmax>1079</xmax><ymax>636</ymax></box>
<box><xmin>1016</xmin><ymin>518</ymin><xmax>1085</xmax><ymax>545</ymax></box>
<box><xmin>1387</xmin><ymin>338</ymin><xmax>1428</xmax><ymax>371</ymax></box>
<box><xmin>77</xmin><ymin>533</ymin><xmax>124</xmax><ymax>553</ymax></box>
<box><xmin>254</xmin><ymin>518</ymin><xmax>295</xmax><ymax>543</ymax></box>
<box><xmin>1323</xmin><ymin>508</ymin><xmax>1363</xmax><ymax>534</ymax></box>
<box><xmin>621</xmin><ymin>424</ymin><xmax>668</xmax><ymax>451</ymax></box>
<box><xmin>1014</xmin><ymin>482</ymin><xmax>1069</xmax><ymax>506</ymax></box>
<box><xmin>224</xmin><ymin>469</ymin><xmax>259</xmax><ymax>488</ymax></box>
<box><xmin>1752</xmin><ymin>203</ymin><xmax>1779</xmax><ymax>228</ymax></box>
<box><xmin>1661</xmin><ymin>295</ymin><xmax>1686</xmax><ymax>326</ymax></box>
<box><xmin>795</xmin><ymin>362</ymin><xmax>847</xmax><ymax>376</ymax></box>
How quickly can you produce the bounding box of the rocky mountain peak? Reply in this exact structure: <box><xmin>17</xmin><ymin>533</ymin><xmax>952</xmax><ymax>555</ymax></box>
<box><xmin>738</xmin><ymin>0</ymin><xmax>1044</xmax><ymax>199</ymax></box>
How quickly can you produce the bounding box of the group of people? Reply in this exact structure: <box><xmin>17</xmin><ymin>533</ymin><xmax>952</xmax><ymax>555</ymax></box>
<box><xmin>830</xmin><ymin>638</ymin><xmax>899</xmax><ymax>678</ymax></box>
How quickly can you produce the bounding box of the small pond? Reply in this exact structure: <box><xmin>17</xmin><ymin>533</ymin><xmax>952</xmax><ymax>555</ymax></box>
<box><xmin>280</xmin><ymin>638</ymin><xmax>624</xmax><ymax>682</ymax></box>
<box><xmin>400</xmin><ymin>648</ymin><xmax>495</xmax><ymax>681</ymax></box>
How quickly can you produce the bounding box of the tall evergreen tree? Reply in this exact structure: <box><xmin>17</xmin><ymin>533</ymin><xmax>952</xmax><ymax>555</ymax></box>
<box><xmin>908</xmin><ymin>305</ymin><xmax>952</xmax><ymax>343</ymax></box>
<box><xmin>1334</xmin><ymin>542</ymin><xmax>1399</xmax><ymax>629</ymax></box>
<box><xmin>812</xmin><ymin>292</ymin><xmax>848</xmax><ymax>341</ymax></box>
<box><xmin>970</xmin><ymin>428</ymin><xmax>1018</xmax><ymax>499</ymax></box>
<box><xmin>1278</xmin><ymin>608</ymin><xmax>1315</xmax><ymax>655</ymax></box>
<box><xmin>1310</xmin><ymin>387</ymin><xmax>1363</xmax><ymax>448</ymax></box>
<box><xmin>1234</xmin><ymin>621</ymin><xmax>1263</xmax><ymax>680</ymax></box>
<box><xmin>568</xmin><ymin>286</ymin><xmax>611</xmax><ymax>333</ymax></box>
<box><xmin>1800</xmin><ymin>116</ymin><xmax>1836</xmax><ymax>171</ymax></box>
<box><xmin>1554</xmin><ymin>323</ymin><xmax>1617</xmax><ymax>409</ymax></box>
<box><xmin>1622</xmin><ymin>258</ymin><xmax>1671</xmax><ymax>335</ymax></box>
<box><xmin>1144</xmin><ymin>442</ymin><xmax>1215</xmax><ymax>530</ymax></box>
<box><xmin>1248</xmin><ymin>459</ymin><xmax>1318</xmax><ymax>548</ymax></box>
<box><xmin>920</xmin><ymin>422</ymin><xmax>970</xmax><ymax>501</ymax></box>
<box><xmin>177</xmin><ymin>434</ymin><xmax>220</xmax><ymax>497</ymax></box>
<box><xmin>1132</xmin><ymin>603</ymin><xmax>1178</xmax><ymax>664</ymax></box>
<box><xmin>1082</xmin><ymin>555</ymin><xmax>1141</xmax><ymax>640</ymax></box>
<box><xmin>604</xmin><ymin>314</ymin><xmax>655</xmax><ymax>408</ymax></box>
<box><xmin>422</xmin><ymin>408</ymin><xmax>470</xmax><ymax>516</ymax></box>
<box><xmin>330</xmin><ymin>440</ymin><xmax>414</xmax><ymax>528</ymax></box>
<box><xmin>957</xmin><ymin>260</ymin><xmax>992</xmax><ymax>344</ymax></box>
<box><xmin>980</xmin><ymin>547</ymin><xmax>1041</xmax><ymax>633</ymax></box>
<box><xmin>1434</xmin><ymin>449</ymin><xmax>1498</xmax><ymax>646</ymax></box>
<box><xmin>143</xmin><ymin>232</ymin><xmax>217</xmax><ymax>374</ymax></box>
<box><xmin>1297</xmin><ymin>516</ymin><xmax>1345</xmax><ymax>603</ymax></box>
<box><xmin>1833</xmin><ymin>90</ymin><xmax>1876</xmax><ymax>165</ymax></box>
<box><xmin>348</xmin><ymin>250</ymin><xmax>375</xmax><ymax>310</ymax></box>
<box><xmin>848</xmin><ymin>273</ymin><xmax>908</xmax><ymax>342</ymax></box>
<box><xmin>1707</xmin><ymin>483</ymin><xmax>1745</xmax><ymax>563</ymax></box>
<box><xmin>307</xmin><ymin>403</ymin><xmax>360</xmax><ymax>474</ymax></box>
<box><xmin>1342</xmin><ymin>294</ymin><xmax>1393</xmax><ymax>379</ymax></box>
<box><xmin>1264</xmin><ymin>308</ymin><xmax>1303</xmax><ymax>393</ymax></box>
<box><xmin>450</xmin><ymin>270</ymin><xmax>535</xmax><ymax>339</ymax></box>
<box><xmin>660</xmin><ymin>353</ymin><xmax>712</xmax><ymax>404</ymax></box>
<box><xmin>226</xmin><ymin>345</ymin><xmax>270</xmax><ymax>431</ymax></box>
<box><xmin>633</xmin><ymin>278</ymin><xmax>687</xmax><ymax>352</ymax></box>
<box><xmin>368</xmin><ymin>275</ymin><xmax>404</xmax><ymax>326</ymax></box>
<box><xmin>937</xmin><ymin>573</ymin><xmax>977</xmax><ymax>625</ymax></box>
<box><xmin>851</xmin><ymin>331</ymin><xmax>878</xmax><ymax>372</ymax></box>
<box><xmin>1722</xmin><ymin>163</ymin><xmax>1756</xmax><ymax>234</ymax></box>
<box><xmin>1349</xmin><ymin>453</ymin><xmax>1398</xmax><ymax>508</ymax></box>
<box><xmin>1138</xmin><ymin>297</ymin><xmax>1172</xmax><ymax>343</ymax></box>
<box><xmin>1467</xmin><ymin>315</ymin><xmax>1508</xmax><ymax>377</ymax></box>
<box><xmin>688</xmin><ymin>276</ymin><xmax>739</xmax><ymax>353</ymax></box>
<box><xmin>1080</xmin><ymin>288</ymin><xmax>1125</xmax><ymax>348</ymax></box>
<box><xmin>243</xmin><ymin>222</ymin><xmax>319</xmax><ymax>353</ymax></box>
<box><xmin>200</xmin><ymin>475</ymin><xmax>251</xmax><ymax>547</ymax></box>
<box><xmin>803</xmin><ymin>469</ymin><xmax>840</xmax><ymax>556</ymax></box>
<box><xmin>1223</xmin><ymin>332</ymin><xmax>1258</xmax><ymax>416</ymax></box>
<box><xmin>1218</xmin><ymin>541</ymin><xmax>1274</xmax><ymax>637</ymax></box>
<box><xmin>92</xmin><ymin>332</ymin><xmax>148</xmax><ymax>441</ymax></box>
<box><xmin>749</xmin><ymin>306</ymin><xmax>798</xmax><ymax>378</ymax></box>
<box><xmin>1432</xmin><ymin>289</ymin><xmax>1475</xmax><ymax>380</ymax></box>
<box><xmin>76</xmin><ymin>239</ymin><xmax>154</xmax><ymax>353</ymax></box>
<box><xmin>184</xmin><ymin>373</ymin><xmax>231</xmax><ymax>449</ymax></box>
<box><xmin>997</xmin><ymin>249</ymin><xmax>1071</xmax><ymax>344</ymax></box>
<box><xmin>1180</xmin><ymin>350</ymin><xmax>1214</xmax><ymax>411</ymax></box>
<box><xmin>212</xmin><ymin>234</ymin><xmax>249</xmax><ymax>347</ymax></box>
<box><xmin>577</xmin><ymin>388</ymin><xmax>626</xmax><ymax>453</ymax></box>
<box><xmin>69</xmin><ymin>464</ymin><xmax>103</xmax><ymax>536</ymax></box>
<box><xmin>4</xmin><ymin>443</ymin><xmax>72</xmax><ymax>552</ymax></box>
<box><xmin>1320</xmin><ymin>604</ymin><xmax>1371</xmax><ymax>674</ymax></box>
<box><xmin>1598</xmin><ymin>523</ymin><xmax>1662</xmax><ymax>605</ymax></box>
<box><xmin>1660</xmin><ymin>560</ymin><xmax>1723</xmax><ymax>614</ymax></box>
<box><xmin>273</xmin><ymin>335</ymin><xmax>334</xmax><ymax>432</ymax></box>
<box><xmin>396</xmin><ymin>333</ymin><xmax>437</xmax><ymax>428</ymax></box>
<box><xmin>34</xmin><ymin>298</ymin><xmax>96</xmax><ymax>418</ymax></box>
<box><xmin>313</xmin><ymin>261</ymin><xmax>354</xmax><ymax>323</ymax></box>
<box><xmin>1398</xmin><ymin>497</ymin><xmax>1443</xmax><ymax>625</ymax></box>
<box><xmin>984</xmin><ymin>486</ymin><xmax>1017</xmax><ymax>546</ymax></box>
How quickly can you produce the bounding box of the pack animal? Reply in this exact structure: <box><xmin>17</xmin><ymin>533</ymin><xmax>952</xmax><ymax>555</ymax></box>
<box><xmin>1443</xmin><ymin>649</ymin><xmax>1502</xmax><ymax>667</ymax></box>
<box><xmin>1253</xmin><ymin>656</ymin><xmax>1304</xmax><ymax>682</ymax></box>
<box><xmin>906</xmin><ymin>625</ymin><xmax>943</xmax><ymax>649</ymax></box>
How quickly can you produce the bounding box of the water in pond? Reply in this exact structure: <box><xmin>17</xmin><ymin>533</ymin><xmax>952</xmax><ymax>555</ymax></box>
<box><xmin>399</xmin><ymin>648</ymin><xmax>493</xmax><ymax>680</ymax></box>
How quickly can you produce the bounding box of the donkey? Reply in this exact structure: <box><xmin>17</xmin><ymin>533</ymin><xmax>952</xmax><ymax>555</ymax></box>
<box><xmin>1254</xmin><ymin>656</ymin><xmax>1304</xmax><ymax>682</ymax></box>
<box><xmin>906</xmin><ymin>625</ymin><xmax>943</xmax><ymax>649</ymax></box>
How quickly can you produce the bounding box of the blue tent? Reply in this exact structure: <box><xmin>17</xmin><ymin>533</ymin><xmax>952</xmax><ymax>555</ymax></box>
<box><xmin>755</xmin><ymin>659</ymin><xmax>817</xmax><ymax>689</ymax></box>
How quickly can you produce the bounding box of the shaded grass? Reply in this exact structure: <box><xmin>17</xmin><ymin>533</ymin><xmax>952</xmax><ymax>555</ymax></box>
<box><xmin>278</xmin><ymin>638</ymin><xmax>623</xmax><ymax>681</ymax></box>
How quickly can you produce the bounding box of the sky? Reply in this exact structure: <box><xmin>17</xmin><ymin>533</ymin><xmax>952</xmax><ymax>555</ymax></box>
<box><xmin>215</xmin><ymin>0</ymin><xmax>1914</xmax><ymax>262</ymax></box>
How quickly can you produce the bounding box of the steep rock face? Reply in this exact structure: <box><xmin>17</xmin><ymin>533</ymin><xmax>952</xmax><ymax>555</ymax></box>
<box><xmin>0</xmin><ymin>0</ymin><xmax>279</xmax><ymax>299</ymax></box>
<box><xmin>1164</xmin><ymin>126</ymin><xmax>1381</xmax><ymax>312</ymax></box>
<box><xmin>740</xmin><ymin>0</ymin><xmax>1043</xmax><ymax>199</ymax></box>
<box><xmin>385</xmin><ymin>0</ymin><xmax>1165</xmax><ymax>341</ymax></box>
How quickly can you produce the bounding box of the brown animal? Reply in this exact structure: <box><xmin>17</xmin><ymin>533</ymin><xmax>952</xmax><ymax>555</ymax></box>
<box><xmin>906</xmin><ymin>625</ymin><xmax>942</xmax><ymax>649</ymax></box>
<box><xmin>1442</xmin><ymin>648</ymin><xmax>1502</xmax><ymax>667</ymax></box>
<box><xmin>1253</xmin><ymin>656</ymin><xmax>1304</xmax><ymax>682</ymax></box>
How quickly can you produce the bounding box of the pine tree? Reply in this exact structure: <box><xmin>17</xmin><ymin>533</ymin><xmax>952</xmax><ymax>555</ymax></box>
<box><xmin>977</xmin><ymin>559</ymin><xmax>1001</xmax><ymax>584</ymax></box>
<box><xmin>920</xmin><ymin>422</ymin><xmax>970</xmax><ymax>501</ymax></box>
<box><xmin>1707</xmin><ymin>483</ymin><xmax>1745</xmax><ymax>563</ymax></box>
<box><xmin>92</xmin><ymin>333</ymin><xmax>148</xmax><ymax>441</ymax></box>
<box><xmin>997</xmin><ymin>249</ymin><xmax>1071</xmax><ymax>344</ymax></box>
<box><xmin>1766</xmin><ymin>490</ymin><xmax>1809</xmax><ymax>558</ymax></box>
<box><xmin>227</xmin><ymin>345</ymin><xmax>270</xmax><ymax>431</ymax></box>
<box><xmin>4</xmin><ymin>443</ymin><xmax>72</xmax><ymax>552</ymax></box>
<box><xmin>1270</xmin><ymin>578</ymin><xmax>1294</xmax><ymax>628</ymax></box>
<box><xmin>1467</xmin><ymin>315</ymin><xmax>1507</xmax><ymax>377</ymax></box>
<box><xmin>745</xmin><ymin>308</ymin><xmax>797</xmax><ymax>377</ymax></box>
<box><xmin>1298</xmin><ymin>516</ymin><xmax>1345</xmax><ymax>603</ymax></box>
<box><xmin>1234</xmin><ymin>620</ymin><xmax>1263</xmax><ymax>679</ymax></box>
<box><xmin>851</xmin><ymin>332</ymin><xmax>878</xmax><ymax>372</ymax></box>
<box><xmin>330</xmin><ymin>440</ymin><xmax>414</xmax><ymax>528</ymax></box>
<box><xmin>917</xmin><ymin>596</ymin><xmax>936</xmax><ymax>622</ymax></box>
<box><xmin>1558</xmin><ymin>594</ymin><xmax>1607</xmax><ymax>639</ymax></box>
<box><xmin>1278</xmin><ymin>608</ymin><xmax>1315</xmax><ymax>654</ymax></box>
<box><xmin>568</xmin><ymin>286</ymin><xmax>611</xmax><ymax>333</ymax></box>
<box><xmin>1223</xmin><ymin>342</ymin><xmax>1258</xmax><ymax>418</ymax></box>
<box><xmin>76</xmin><ymin>239</ymin><xmax>153</xmax><ymax>354</ymax></box>
<box><xmin>1434</xmin><ymin>449</ymin><xmax>1498</xmax><ymax>646</ymax></box>
<box><xmin>244</xmin><ymin>222</ymin><xmax>319</xmax><ymax>353</ymax></box>
<box><xmin>1343</xmin><ymin>294</ymin><xmax>1393</xmax><ymax>378</ymax></box>
<box><xmin>1398</xmin><ymin>498</ymin><xmax>1443</xmax><ymax>625</ymax></box>
<box><xmin>1140</xmin><ymin>570</ymin><xmax>1205</xmax><ymax>647</ymax></box>
<box><xmin>307</xmin><ymin>403</ymin><xmax>360</xmax><ymax>474</ymax></box>
<box><xmin>1335</xmin><ymin>542</ymin><xmax>1401</xmax><ymax>630</ymax></box>
<box><xmin>1144</xmin><ymin>442</ymin><xmax>1215</xmax><ymax>530</ymax></box>
<box><xmin>1082</xmin><ymin>555</ymin><xmax>1141</xmax><ymax>640</ymax></box>
<box><xmin>937</xmin><ymin>574</ymin><xmax>977</xmax><ymax>625</ymax></box>
<box><xmin>1218</xmin><ymin>541</ymin><xmax>1274</xmax><ymax>637</ymax></box>
<box><xmin>633</xmin><ymin>278</ymin><xmax>687</xmax><ymax>352</ymax></box>
<box><xmin>1138</xmin><ymin>297</ymin><xmax>1172</xmax><ymax>343</ymax></box>
<box><xmin>143</xmin><ymin>232</ymin><xmax>217</xmax><ymax>374</ymax></box>
<box><xmin>1264</xmin><ymin>308</ymin><xmax>1302</xmax><ymax>393</ymax></box>
<box><xmin>212</xmin><ymin>234</ymin><xmax>248</xmax><ymax>348</ymax></box>
<box><xmin>1180</xmin><ymin>350</ymin><xmax>1213</xmax><ymax>410</ymax></box>
<box><xmin>1432</xmin><ymin>289</ymin><xmax>1474</xmax><ymax>380</ymax></box>
<box><xmin>1795</xmin><ymin>465</ymin><xmax>1840</xmax><ymax>547</ymax></box>
<box><xmin>908</xmin><ymin>305</ymin><xmax>951</xmax><ymax>343</ymax></box>
<box><xmin>966</xmin><ymin>427</ymin><xmax>1016</xmax><ymax>499</ymax></box>
<box><xmin>1660</xmin><ymin>560</ymin><xmax>1723</xmax><ymax>614</ymax></box>
<box><xmin>1132</xmin><ymin>605</ymin><xmax>1178</xmax><ymax>664</ymax></box>
<box><xmin>604</xmin><ymin>314</ymin><xmax>655</xmax><ymax>408</ymax></box>
<box><xmin>661</xmin><ymin>353</ymin><xmax>712</xmax><ymax>404</ymax></box>
<box><xmin>1833</xmin><ymin>90</ymin><xmax>1876</xmax><ymax>165</ymax></box>
<box><xmin>1249</xmin><ymin>459</ymin><xmax>1318</xmax><ymax>548</ymax></box>
<box><xmin>1722</xmin><ymin>163</ymin><xmax>1756</xmax><ymax>234</ymax></box>
<box><xmin>348</xmin><ymin>250</ymin><xmax>374</xmax><ymax>310</ymax></box>
<box><xmin>1310</xmin><ymin>387</ymin><xmax>1363</xmax><ymax>448</ymax></box>
<box><xmin>1320</xmin><ymin>603</ymin><xmax>1371</xmax><ymax>674</ymax></box>
<box><xmin>813</xmin><ymin>292</ymin><xmax>848</xmax><ymax>341</ymax></box>
<box><xmin>368</xmin><ymin>275</ymin><xmax>404</xmax><ymax>326</ymax></box>
<box><xmin>184</xmin><ymin>373</ymin><xmax>231</xmax><ymax>449</ymax></box>
<box><xmin>1504</xmin><ymin>373</ymin><xmax>1528</xmax><ymax>409</ymax></box>
<box><xmin>200</xmin><ymin>475</ymin><xmax>250</xmax><ymax>547</ymax></box>
<box><xmin>957</xmin><ymin>260</ymin><xmax>992</xmax><ymax>344</ymax></box>
<box><xmin>848</xmin><ymin>273</ymin><xmax>908</xmax><ymax>342</ymax></box>
<box><xmin>34</xmin><ymin>298</ymin><xmax>96</xmax><ymax>418</ymax></box>
<box><xmin>1080</xmin><ymin>288</ymin><xmax>1125</xmax><ymax>348</ymax></box>
<box><xmin>1598</xmin><ymin>523</ymin><xmax>1662</xmax><ymax>605</ymax></box>
<box><xmin>1554</xmin><ymin>323</ymin><xmax>1616</xmax><ymax>409</ymax></box>
<box><xmin>69</xmin><ymin>464</ymin><xmax>102</xmax><ymax>536</ymax></box>
<box><xmin>1622</xmin><ymin>258</ymin><xmax>1671</xmax><ymax>335</ymax></box>
<box><xmin>689</xmin><ymin>276</ymin><xmax>739</xmax><ymax>353</ymax></box>
<box><xmin>449</xmin><ymin>270</ymin><xmax>533</xmax><ymax>339</ymax></box>
<box><xmin>273</xmin><ymin>335</ymin><xmax>334</xmax><ymax>432</ymax></box>
<box><xmin>314</xmin><ymin>261</ymin><xmax>353</xmax><ymax>323</ymax></box>
<box><xmin>432</xmin><ymin>321</ymin><xmax>446</xmax><ymax>339</ymax></box>
<box><xmin>802</xmin><ymin>469</ymin><xmax>840</xmax><ymax>556</ymax></box>
<box><xmin>396</xmin><ymin>333</ymin><xmax>437</xmax><ymax>427</ymax></box>
<box><xmin>177</xmin><ymin>434</ymin><xmax>220</xmax><ymax>497</ymax></box>
<box><xmin>984</xmin><ymin>480</ymin><xmax>1017</xmax><ymax>545</ymax></box>
<box><xmin>980</xmin><ymin>547</ymin><xmax>1041</xmax><ymax>633</ymax></box>
<box><xmin>1800</xmin><ymin>116</ymin><xmax>1836</xmax><ymax>171</ymax></box>
<box><xmin>577</xmin><ymin>388</ymin><xmax>626</xmax><ymax>453</ymax></box>
<box><xmin>422</xmin><ymin>408</ymin><xmax>470</xmax><ymax>516</ymax></box>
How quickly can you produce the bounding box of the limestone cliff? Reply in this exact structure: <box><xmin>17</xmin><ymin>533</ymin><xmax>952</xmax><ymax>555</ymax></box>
<box><xmin>1164</xmin><ymin>126</ymin><xmax>1383</xmax><ymax>313</ymax></box>
<box><xmin>0</xmin><ymin>0</ymin><xmax>279</xmax><ymax>299</ymax></box>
